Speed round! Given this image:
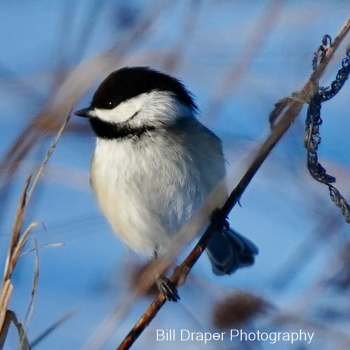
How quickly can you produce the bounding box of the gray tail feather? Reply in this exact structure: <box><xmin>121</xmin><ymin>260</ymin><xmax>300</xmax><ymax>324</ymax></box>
<box><xmin>206</xmin><ymin>228</ymin><xmax>258</xmax><ymax>275</ymax></box>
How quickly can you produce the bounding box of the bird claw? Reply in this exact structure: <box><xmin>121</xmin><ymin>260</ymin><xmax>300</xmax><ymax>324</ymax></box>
<box><xmin>211</xmin><ymin>208</ymin><xmax>230</xmax><ymax>230</ymax></box>
<box><xmin>156</xmin><ymin>276</ymin><xmax>180</xmax><ymax>302</ymax></box>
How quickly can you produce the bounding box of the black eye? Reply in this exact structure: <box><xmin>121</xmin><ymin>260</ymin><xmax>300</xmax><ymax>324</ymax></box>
<box><xmin>106</xmin><ymin>101</ymin><xmax>115</xmax><ymax>109</ymax></box>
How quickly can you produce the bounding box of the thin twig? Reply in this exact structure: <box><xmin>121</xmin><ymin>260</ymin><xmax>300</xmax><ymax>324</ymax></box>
<box><xmin>30</xmin><ymin>309</ymin><xmax>76</xmax><ymax>348</ymax></box>
<box><xmin>0</xmin><ymin>310</ymin><xmax>31</xmax><ymax>350</ymax></box>
<box><xmin>0</xmin><ymin>177</ymin><xmax>31</xmax><ymax>333</ymax></box>
<box><xmin>116</xmin><ymin>14</ymin><xmax>350</xmax><ymax>350</ymax></box>
<box><xmin>20</xmin><ymin>237</ymin><xmax>39</xmax><ymax>348</ymax></box>
<box><xmin>26</xmin><ymin>111</ymin><xmax>71</xmax><ymax>203</ymax></box>
<box><xmin>0</xmin><ymin>111</ymin><xmax>72</xmax><ymax>346</ymax></box>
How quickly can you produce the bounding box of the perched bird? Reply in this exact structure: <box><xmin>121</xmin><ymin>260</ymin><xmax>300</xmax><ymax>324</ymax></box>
<box><xmin>74</xmin><ymin>67</ymin><xmax>258</xmax><ymax>300</ymax></box>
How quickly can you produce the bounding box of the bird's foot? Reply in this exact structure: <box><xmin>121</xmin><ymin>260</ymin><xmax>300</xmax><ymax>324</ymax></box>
<box><xmin>211</xmin><ymin>208</ymin><xmax>230</xmax><ymax>230</ymax></box>
<box><xmin>156</xmin><ymin>275</ymin><xmax>180</xmax><ymax>302</ymax></box>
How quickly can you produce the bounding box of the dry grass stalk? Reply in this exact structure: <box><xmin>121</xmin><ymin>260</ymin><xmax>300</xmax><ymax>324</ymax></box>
<box><xmin>26</xmin><ymin>112</ymin><xmax>71</xmax><ymax>202</ymax></box>
<box><xmin>30</xmin><ymin>309</ymin><xmax>76</xmax><ymax>348</ymax></box>
<box><xmin>0</xmin><ymin>310</ymin><xmax>31</xmax><ymax>350</ymax></box>
<box><xmin>0</xmin><ymin>177</ymin><xmax>31</xmax><ymax>332</ymax></box>
<box><xmin>0</xmin><ymin>113</ymin><xmax>71</xmax><ymax>348</ymax></box>
<box><xmin>20</xmin><ymin>237</ymin><xmax>39</xmax><ymax>349</ymax></box>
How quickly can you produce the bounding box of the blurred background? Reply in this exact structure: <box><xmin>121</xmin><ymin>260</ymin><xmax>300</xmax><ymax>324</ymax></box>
<box><xmin>1</xmin><ymin>0</ymin><xmax>350</xmax><ymax>349</ymax></box>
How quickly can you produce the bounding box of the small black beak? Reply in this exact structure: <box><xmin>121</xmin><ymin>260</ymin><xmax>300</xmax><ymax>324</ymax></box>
<box><xmin>74</xmin><ymin>107</ymin><xmax>93</xmax><ymax>118</ymax></box>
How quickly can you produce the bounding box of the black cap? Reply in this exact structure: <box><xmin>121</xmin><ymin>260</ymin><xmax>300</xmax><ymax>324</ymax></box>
<box><xmin>90</xmin><ymin>66</ymin><xmax>197</xmax><ymax>111</ymax></box>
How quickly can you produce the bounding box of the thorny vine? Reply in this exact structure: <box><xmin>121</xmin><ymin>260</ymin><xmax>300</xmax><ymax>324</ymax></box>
<box><xmin>305</xmin><ymin>35</ymin><xmax>350</xmax><ymax>223</ymax></box>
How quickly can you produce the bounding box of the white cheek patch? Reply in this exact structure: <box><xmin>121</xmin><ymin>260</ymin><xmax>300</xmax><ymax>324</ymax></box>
<box><xmin>92</xmin><ymin>91</ymin><xmax>194</xmax><ymax>127</ymax></box>
<box><xmin>93</xmin><ymin>94</ymin><xmax>148</xmax><ymax>123</ymax></box>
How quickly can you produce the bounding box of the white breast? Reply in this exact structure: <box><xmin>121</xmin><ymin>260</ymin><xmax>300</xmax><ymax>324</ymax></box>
<box><xmin>90</xmin><ymin>120</ymin><xmax>227</xmax><ymax>256</ymax></box>
<box><xmin>91</xmin><ymin>137</ymin><xmax>198</xmax><ymax>255</ymax></box>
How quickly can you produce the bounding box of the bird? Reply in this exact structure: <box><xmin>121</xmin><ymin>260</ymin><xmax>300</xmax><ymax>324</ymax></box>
<box><xmin>74</xmin><ymin>66</ymin><xmax>258</xmax><ymax>301</ymax></box>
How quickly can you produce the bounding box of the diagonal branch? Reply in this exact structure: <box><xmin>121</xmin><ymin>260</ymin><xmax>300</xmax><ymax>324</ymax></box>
<box><xmin>116</xmin><ymin>14</ymin><xmax>350</xmax><ymax>350</ymax></box>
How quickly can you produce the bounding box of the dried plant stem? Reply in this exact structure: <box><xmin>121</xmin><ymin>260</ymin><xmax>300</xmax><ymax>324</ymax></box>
<box><xmin>26</xmin><ymin>112</ymin><xmax>71</xmax><ymax>202</ymax></box>
<box><xmin>0</xmin><ymin>112</ymin><xmax>71</xmax><ymax>347</ymax></box>
<box><xmin>29</xmin><ymin>309</ymin><xmax>76</xmax><ymax>348</ymax></box>
<box><xmin>116</xmin><ymin>14</ymin><xmax>350</xmax><ymax>350</ymax></box>
<box><xmin>20</xmin><ymin>237</ymin><xmax>39</xmax><ymax>348</ymax></box>
<box><xmin>0</xmin><ymin>177</ymin><xmax>31</xmax><ymax>333</ymax></box>
<box><xmin>0</xmin><ymin>310</ymin><xmax>31</xmax><ymax>350</ymax></box>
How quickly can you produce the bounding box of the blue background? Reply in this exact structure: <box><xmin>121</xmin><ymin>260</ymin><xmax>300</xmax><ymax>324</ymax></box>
<box><xmin>1</xmin><ymin>1</ymin><xmax>350</xmax><ymax>349</ymax></box>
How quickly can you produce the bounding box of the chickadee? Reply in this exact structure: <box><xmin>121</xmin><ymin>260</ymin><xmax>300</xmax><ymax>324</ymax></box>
<box><xmin>74</xmin><ymin>67</ymin><xmax>258</xmax><ymax>301</ymax></box>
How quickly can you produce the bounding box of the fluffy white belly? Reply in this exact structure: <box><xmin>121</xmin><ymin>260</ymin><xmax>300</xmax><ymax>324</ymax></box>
<box><xmin>90</xmin><ymin>137</ymin><xmax>206</xmax><ymax>255</ymax></box>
